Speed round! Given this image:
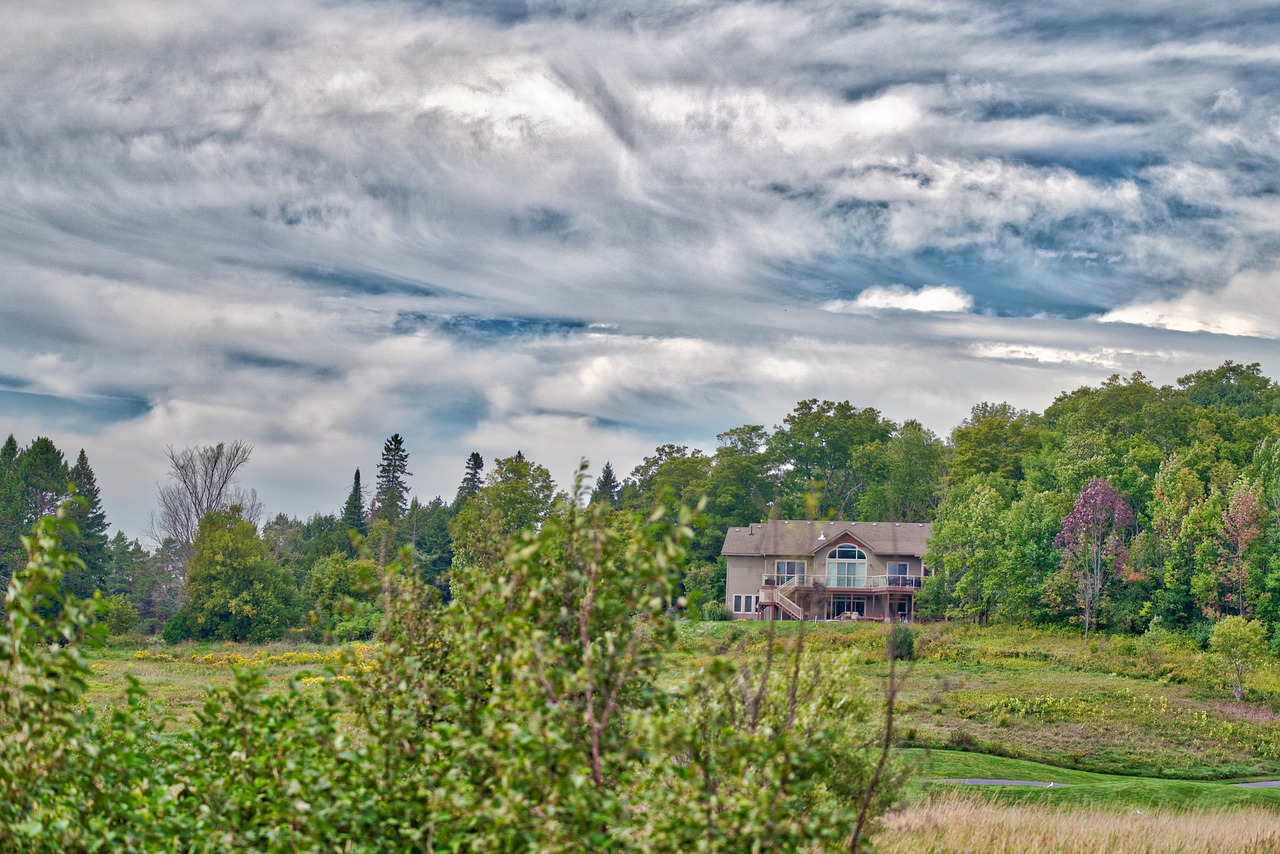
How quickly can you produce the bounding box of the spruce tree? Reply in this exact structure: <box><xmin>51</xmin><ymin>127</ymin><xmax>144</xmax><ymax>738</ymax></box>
<box><xmin>453</xmin><ymin>452</ymin><xmax>485</xmax><ymax>511</ymax></box>
<box><xmin>341</xmin><ymin>469</ymin><xmax>368</xmax><ymax>537</ymax></box>
<box><xmin>0</xmin><ymin>435</ymin><xmax>21</xmax><ymax>589</ymax></box>
<box><xmin>375</xmin><ymin>434</ymin><xmax>412</xmax><ymax>522</ymax></box>
<box><xmin>591</xmin><ymin>461</ymin><xmax>620</xmax><ymax>507</ymax></box>
<box><xmin>64</xmin><ymin>449</ymin><xmax>111</xmax><ymax>597</ymax></box>
<box><xmin>18</xmin><ymin>437</ymin><xmax>69</xmax><ymax>524</ymax></box>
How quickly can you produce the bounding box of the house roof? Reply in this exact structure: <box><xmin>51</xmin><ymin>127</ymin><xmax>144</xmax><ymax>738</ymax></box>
<box><xmin>721</xmin><ymin>520</ymin><xmax>931</xmax><ymax>559</ymax></box>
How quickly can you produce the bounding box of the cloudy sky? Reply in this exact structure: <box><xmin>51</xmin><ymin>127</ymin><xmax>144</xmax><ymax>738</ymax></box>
<box><xmin>4</xmin><ymin>0</ymin><xmax>1280</xmax><ymax>537</ymax></box>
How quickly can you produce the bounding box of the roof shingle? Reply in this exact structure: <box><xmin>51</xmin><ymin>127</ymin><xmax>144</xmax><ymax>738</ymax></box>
<box><xmin>721</xmin><ymin>520</ymin><xmax>930</xmax><ymax>558</ymax></box>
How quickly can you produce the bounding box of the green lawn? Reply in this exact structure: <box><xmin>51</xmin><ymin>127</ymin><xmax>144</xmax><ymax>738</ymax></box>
<box><xmin>900</xmin><ymin>747</ymin><xmax>1280</xmax><ymax>809</ymax></box>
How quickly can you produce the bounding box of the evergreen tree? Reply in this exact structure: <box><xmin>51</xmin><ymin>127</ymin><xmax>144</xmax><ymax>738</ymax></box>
<box><xmin>453</xmin><ymin>452</ymin><xmax>484</xmax><ymax>510</ymax></box>
<box><xmin>341</xmin><ymin>468</ymin><xmax>368</xmax><ymax>537</ymax></box>
<box><xmin>375</xmin><ymin>435</ymin><xmax>412</xmax><ymax>523</ymax></box>
<box><xmin>591</xmin><ymin>461</ymin><xmax>620</xmax><ymax>507</ymax></box>
<box><xmin>63</xmin><ymin>449</ymin><xmax>111</xmax><ymax>598</ymax></box>
<box><xmin>18</xmin><ymin>437</ymin><xmax>69</xmax><ymax>525</ymax></box>
<box><xmin>411</xmin><ymin>496</ymin><xmax>454</xmax><ymax>597</ymax></box>
<box><xmin>0</xmin><ymin>436</ymin><xmax>22</xmax><ymax>590</ymax></box>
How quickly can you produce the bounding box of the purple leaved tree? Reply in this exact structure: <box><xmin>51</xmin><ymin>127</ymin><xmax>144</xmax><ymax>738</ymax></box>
<box><xmin>1055</xmin><ymin>478</ymin><xmax>1134</xmax><ymax>640</ymax></box>
<box><xmin>1218</xmin><ymin>478</ymin><xmax>1265</xmax><ymax>617</ymax></box>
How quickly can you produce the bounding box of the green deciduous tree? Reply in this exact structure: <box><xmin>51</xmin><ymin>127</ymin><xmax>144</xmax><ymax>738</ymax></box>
<box><xmin>1209</xmin><ymin>616</ymin><xmax>1269</xmax><ymax>700</ymax></box>
<box><xmin>948</xmin><ymin>402</ymin><xmax>1041</xmax><ymax>485</ymax></box>
<box><xmin>880</xmin><ymin>420</ymin><xmax>945</xmax><ymax>521</ymax></box>
<box><xmin>1179</xmin><ymin>360</ymin><xmax>1279</xmax><ymax>419</ymax></box>
<box><xmin>921</xmin><ymin>477</ymin><xmax>1008</xmax><ymax>622</ymax></box>
<box><xmin>165</xmin><ymin>506</ymin><xmax>297</xmax><ymax>643</ymax></box>
<box><xmin>448</xmin><ymin>452</ymin><xmax>559</xmax><ymax>594</ymax></box>
<box><xmin>767</xmin><ymin>399</ymin><xmax>893</xmax><ymax>519</ymax></box>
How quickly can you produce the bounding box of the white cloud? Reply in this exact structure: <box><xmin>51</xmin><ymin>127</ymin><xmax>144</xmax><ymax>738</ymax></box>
<box><xmin>4</xmin><ymin>0</ymin><xmax>1280</xmax><ymax>536</ymax></box>
<box><xmin>823</xmin><ymin>284</ymin><xmax>974</xmax><ymax>314</ymax></box>
<box><xmin>1097</xmin><ymin>269</ymin><xmax>1280</xmax><ymax>338</ymax></box>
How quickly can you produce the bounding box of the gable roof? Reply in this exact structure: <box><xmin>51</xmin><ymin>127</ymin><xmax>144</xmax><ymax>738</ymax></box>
<box><xmin>721</xmin><ymin>520</ymin><xmax>930</xmax><ymax>559</ymax></box>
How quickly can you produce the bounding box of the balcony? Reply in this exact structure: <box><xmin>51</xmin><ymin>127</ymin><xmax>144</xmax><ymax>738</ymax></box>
<box><xmin>760</xmin><ymin>573</ymin><xmax>922</xmax><ymax>591</ymax></box>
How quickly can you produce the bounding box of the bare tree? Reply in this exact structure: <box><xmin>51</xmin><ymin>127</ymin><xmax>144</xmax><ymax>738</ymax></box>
<box><xmin>149</xmin><ymin>440</ymin><xmax>260</xmax><ymax>573</ymax></box>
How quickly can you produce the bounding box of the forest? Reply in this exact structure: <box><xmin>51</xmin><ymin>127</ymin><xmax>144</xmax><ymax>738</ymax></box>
<box><xmin>3</xmin><ymin>359</ymin><xmax>1280</xmax><ymax>646</ymax></box>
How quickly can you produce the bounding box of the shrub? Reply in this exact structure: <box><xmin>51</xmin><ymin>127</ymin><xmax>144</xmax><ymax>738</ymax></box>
<box><xmin>99</xmin><ymin>594</ymin><xmax>139</xmax><ymax>635</ymax></box>
<box><xmin>888</xmin><ymin>623</ymin><xmax>915</xmax><ymax>661</ymax></box>
<box><xmin>0</xmin><ymin>493</ymin><xmax>908</xmax><ymax>851</ymax></box>
<box><xmin>699</xmin><ymin>600</ymin><xmax>731</xmax><ymax>621</ymax></box>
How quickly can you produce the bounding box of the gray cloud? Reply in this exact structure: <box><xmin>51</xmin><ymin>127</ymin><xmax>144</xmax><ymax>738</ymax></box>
<box><xmin>3</xmin><ymin>0</ymin><xmax>1280</xmax><ymax>535</ymax></box>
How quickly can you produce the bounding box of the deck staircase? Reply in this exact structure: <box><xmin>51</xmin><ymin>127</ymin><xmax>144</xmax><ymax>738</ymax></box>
<box><xmin>772</xmin><ymin>576</ymin><xmax>804</xmax><ymax>620</ymax></box>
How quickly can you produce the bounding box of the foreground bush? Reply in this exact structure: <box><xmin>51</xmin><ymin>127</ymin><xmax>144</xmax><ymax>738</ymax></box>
<box><xmin>0</xmin><ymin>495</ymin><xmax>905</xmax><ymax>851</ymax></box>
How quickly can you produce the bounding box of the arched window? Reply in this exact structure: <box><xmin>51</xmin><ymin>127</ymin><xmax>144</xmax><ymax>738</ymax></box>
<box><xmin>826</xmin><ymin>545</ymin><xmax>867</xmax><ymax>587</ymax></box>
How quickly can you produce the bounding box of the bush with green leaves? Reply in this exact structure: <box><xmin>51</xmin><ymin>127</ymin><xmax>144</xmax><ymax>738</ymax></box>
<box><xmin>99</xmin><ymin>593</ymin><xmax>139</xmax><ymax>635</ymax></box>
<box><xmin>888</xmin><ymin>622</ymin><xmax>916</xmax><ymax>660</ymax></box>
<box><xmin>1</xmin><ymin>489</ymin><xmax>906</xmax><ymax>851</ymax></box>
<box><xmin>1209</xmin><ymin>616</ymin><xmax>1269</xmax><ymax>701</ymax></box>
<box><xmin>699</xmin><ymin>600</ymin><xmax>731</xmax><ymax>621</ymax></box>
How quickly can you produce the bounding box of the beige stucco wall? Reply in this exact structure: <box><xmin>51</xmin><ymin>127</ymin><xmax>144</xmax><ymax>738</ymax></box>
<box><xmin>724</xmin><ymin>554</ymin><xmax>766</xmax><ymax>619</ymax></box>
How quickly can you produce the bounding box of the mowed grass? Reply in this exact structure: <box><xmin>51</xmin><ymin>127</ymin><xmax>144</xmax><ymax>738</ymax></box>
<box><xmin>902</xmin><ymin>748</ymin><xmax>1280</xmax><ymax>810</ymax></box>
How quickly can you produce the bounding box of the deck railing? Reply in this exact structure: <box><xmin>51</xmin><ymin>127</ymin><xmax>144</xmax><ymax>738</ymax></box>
<box><xmin>760</xmin><ymin>573</ymin><xmax>923</xmax><ymax>590</ymax></box>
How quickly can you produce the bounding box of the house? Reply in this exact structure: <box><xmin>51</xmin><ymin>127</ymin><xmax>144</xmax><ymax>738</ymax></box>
<box><xmin>721</xmin><ymin>520</ymin><xmax>931</xmax><ymax>621</ymax></box>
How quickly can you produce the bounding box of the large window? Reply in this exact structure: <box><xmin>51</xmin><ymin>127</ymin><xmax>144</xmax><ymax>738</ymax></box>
<box><xmin>775</xmin><ymin>560</ymin><xmax>805</xmax><ymax>583</ymax></box>
<box><xmin>732</xmin><ymin>594</ymin><xmax>760</xmax><ymax>614</ymax></box>
<box><xmin>826</xmin><ymin>545</ymin><xmax>867</xmax><ymax>587</ymax></box>
<box><xmin>888</xmin><ymin>562</ymin><xmax>913</xmax><ymax>587</ymax></box>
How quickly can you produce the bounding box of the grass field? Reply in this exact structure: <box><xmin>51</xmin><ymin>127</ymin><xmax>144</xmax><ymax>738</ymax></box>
<box><xmin>670</xmin><ymin>620</ymin><xmax>1280</xmax><ymax>781</ymax></box>
<box><xmin>88</xmin><ymin>620</ymin><xmax>1280</xmax><ymax>850</ymax></box>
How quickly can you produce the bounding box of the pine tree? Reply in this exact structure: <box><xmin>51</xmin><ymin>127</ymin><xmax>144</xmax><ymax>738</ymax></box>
<box><xmin>64</xmin><ymin>449</ymin><xmax>111</xmax><ymax>597</ymax></box>
<box><xmin>591</xmin><ymin>461</ymin><xmax>620</xmax><ymax>507</ymax></box>
<box><xmin>341</xmin><ymin>468</ymin><xmax>368</xmax><ymax>537</ymax></box>
<box><xmin>375</xmin><ymin>434</ymin><xmax>412</xmax><ymax>522</ymax></box>
<box><xmin>453</xmin><ymin>452</ymin><xmax>485</xmax><ymax>511</ymax></box>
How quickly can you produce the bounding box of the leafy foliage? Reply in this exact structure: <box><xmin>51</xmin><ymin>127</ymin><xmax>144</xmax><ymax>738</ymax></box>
<box><xmin>1053</xmin><ymin>479</ymin><xmax>1134</xmax><ymax>639</ymax></box>
<box><xmin>1209</xmin><ymin>616</ymin><xmax>1268</xmax><ymax>701</ymax></box>
<box><xmin>0</xmin><ymin>491</ymin><xmax>906</xmax><ymax>851</ymax></box>
<box><xmin>165</xmin><ymin>506</ymin><xmax>297</xmax><ymax>643</ymax></box>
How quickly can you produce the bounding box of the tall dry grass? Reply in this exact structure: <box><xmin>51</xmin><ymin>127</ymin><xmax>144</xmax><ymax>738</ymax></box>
<box><xmin>873</xmin><ymin>793</ymin><xmax>1280</xmax><ymax>854</ymax></box>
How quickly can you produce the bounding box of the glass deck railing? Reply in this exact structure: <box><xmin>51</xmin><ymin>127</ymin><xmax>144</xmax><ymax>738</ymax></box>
<box><xmin>760</xmin><ymin>574</ymin><xmax>922</xmax><ymax>589</ymax></box>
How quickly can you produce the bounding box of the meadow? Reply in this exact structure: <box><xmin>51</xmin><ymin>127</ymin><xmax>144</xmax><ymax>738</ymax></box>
<box><xmin>87</xmin><ymin>619</ymin><xmax>1280</xmax><ymax>850</ymax></box>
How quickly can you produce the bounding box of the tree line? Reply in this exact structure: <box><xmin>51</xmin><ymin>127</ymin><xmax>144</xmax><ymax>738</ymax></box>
<box><xmin>4</xmin><ymin>359</ymin><xmax>1280</xmax><ymax>644</ymax></box>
